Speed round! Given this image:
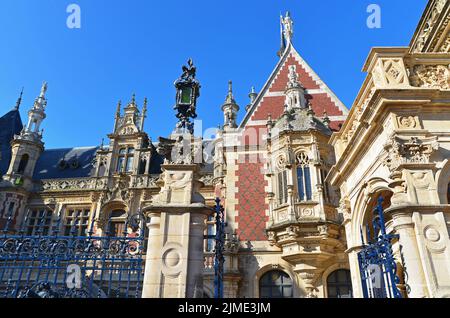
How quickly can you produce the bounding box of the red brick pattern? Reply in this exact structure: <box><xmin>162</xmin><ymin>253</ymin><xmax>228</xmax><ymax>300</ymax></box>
<box><xmin>251</xmin><ymin>53</ymin><xmax>345</xmax><ymax>129</ymax></box>
<box><xmin>270</xmin><ymin>55</ymin><xmax>320</xmax><ymax>91</ymax></box>
<box><xmin>235</xmin><ymin>158</ymin><xmax>268</xmax><ymax>241</ymax></box>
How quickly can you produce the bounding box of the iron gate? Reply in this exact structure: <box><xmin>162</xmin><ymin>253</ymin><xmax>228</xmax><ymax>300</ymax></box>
<box><xmin>358</xmin><ymin>197</ymin><xmax>402</xmax><ymax>298</ymax></box>
<box><xmin>0</xmin><ymin>208</ymin><xmax>146</xmax><ymax>298</ymax></box>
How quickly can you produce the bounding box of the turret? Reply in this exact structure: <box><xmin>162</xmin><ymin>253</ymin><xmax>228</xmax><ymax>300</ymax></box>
<box><xmin>221</xmin><ymin>81</ymin><xmax>240</xmax><ymax>130</ymax></box>
<box><xmin>3</xmin><ymin>82</ymin><xmax>48</xmax><ymax>188</ymax></box>
<box><xmin>285</xmin><ymin>65</ymin><xmax>307</xmax><ymax>110</ymax></box>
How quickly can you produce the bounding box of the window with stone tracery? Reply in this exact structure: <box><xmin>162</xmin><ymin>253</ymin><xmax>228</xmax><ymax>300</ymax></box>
<box><xmin>116</xmin><ymin>146</ymin><xmax>135</xmax><ymax>173</ymax></box>
<box><xmin>296</xmin><ymin>153</ymin><xmax>312</xmax><ymax>202</ymax></box>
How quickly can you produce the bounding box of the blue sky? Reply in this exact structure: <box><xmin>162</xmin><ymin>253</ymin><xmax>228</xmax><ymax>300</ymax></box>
<box><xmin>0</xmin><ymin>0</ymin><xmax>427</xmax><ymax>149</ymax></box>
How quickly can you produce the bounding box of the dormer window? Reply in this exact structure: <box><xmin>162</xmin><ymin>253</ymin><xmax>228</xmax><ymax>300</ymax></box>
<box><xmin>116</xmin><ymin>147</ymin><xmax>135</xmax><ymax>173</ymax></box>
<box><xmin>296</xmin><ymin>153</ymin><xmax>312</xmax><ymax>202</ymax></box>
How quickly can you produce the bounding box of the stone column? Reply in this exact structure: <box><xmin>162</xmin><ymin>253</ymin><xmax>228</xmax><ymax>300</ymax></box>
<box><xmin>391</xmin><ymin>210</ymin><xmax>428</xmax><ymax>298</ymax></box>
<box><xmin>187</xmin><ymin>213</ymin><xmax>208</xmax><ymax>297</ymax></box>
<box><xmin>142</xmin><ymin>213</ymin><xmax>162</xmax><ymax>297</ymax></box>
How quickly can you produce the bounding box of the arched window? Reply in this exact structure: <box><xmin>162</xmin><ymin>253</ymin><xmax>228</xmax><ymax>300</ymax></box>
<box><xmin>296</xmin><ymin>153</ymin><xmax>312</xmax><ymax>201</ymax></box>
<box><xmin>327</xmin><ymin>269</ymin><xmax>353</xmax><ymax>298</ymax></box>
<box><xmin>17</xmin><ymin>154</ymin><xmax>29</xmax><ymax>174</ymax></box>
<box><xmin>259</xmin><ymin>270</ymin><xmax>293</xmax><ymax>298</ymax></box>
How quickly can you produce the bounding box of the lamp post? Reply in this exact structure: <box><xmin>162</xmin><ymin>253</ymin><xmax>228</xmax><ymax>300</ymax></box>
<box><xmin>174</xmin><ymin>59</ymin><xmax>201</xmax><ymax>134</ymax></box>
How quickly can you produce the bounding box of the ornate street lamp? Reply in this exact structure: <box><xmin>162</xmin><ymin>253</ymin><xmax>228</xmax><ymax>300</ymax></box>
<box><xmin>174</xmin><ymin>59</ymin><xmax>201</xmax><ymax>134</ymax></box>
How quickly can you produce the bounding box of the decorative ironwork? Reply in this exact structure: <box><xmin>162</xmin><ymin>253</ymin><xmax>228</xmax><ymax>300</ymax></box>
<box><xmin>204</xmin><ymin>198</ymin><xmax>226</xmax><ymax>298</ymax></box>
<box><xmin>0</xmin><ymin>205</ymin><xmax>146</xmax><ymax>298</ymax></box>
<box><xmin>358</xmin><ymin>197</ymin><xmax>402</xmax><ymax>298</ymax></box>
<box><xmin>174</xmin><ymin>59</ymin><xmax>201</xmax><ymax>134</ymax></box>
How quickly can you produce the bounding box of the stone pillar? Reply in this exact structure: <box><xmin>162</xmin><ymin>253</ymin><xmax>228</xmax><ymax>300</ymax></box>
<box><xmin>142</xmin><ymin>213</ymin><xmax>162</xmax><ymax>297</ymax></box>
<box><xmin>141</xmin><ymin>163</ymin><xmax>210</xmax><ymax>298</ymax></box>
<box><xmin>391</xmin><ymin>211</ymin><xmax>428</xmax><ymax>298</ymax></box>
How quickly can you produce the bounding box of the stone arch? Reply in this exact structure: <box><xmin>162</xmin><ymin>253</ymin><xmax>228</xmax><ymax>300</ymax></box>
<box><xmin>436</xmin><ymin>159</ymin><xmax>450</xmax><ymax>204</ymax></box>
<box><xmin>351</xmin><ymin>177</ymin><xmax>393</xmax><ymax>245</ymax></box>
<box><xmin>253</xmin><ymin>263</ymin><xmax>301</xmax><ymax>298</ymax></box>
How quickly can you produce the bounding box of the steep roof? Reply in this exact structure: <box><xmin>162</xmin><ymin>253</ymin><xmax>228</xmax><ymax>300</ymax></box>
<box><xmin>33</xmin><ymin>147</ymin><xmax>99</xmax><ymax>180</ymax></box>
<box><xmin>0</xmin><ymin>109</ymin><xmax>23</xmax><ymax>175</ymax></box>
<box><xmin>240</xmin><ymin>43</ymin><xmax>348</xmax><ymax>131</ymax></box>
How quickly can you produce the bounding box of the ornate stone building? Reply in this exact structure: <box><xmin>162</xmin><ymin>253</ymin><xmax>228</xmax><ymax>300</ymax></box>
<box><xmin>0</xmin><ymin>0</ymin><xmax>449</xmax><ymax>298</ymax></box>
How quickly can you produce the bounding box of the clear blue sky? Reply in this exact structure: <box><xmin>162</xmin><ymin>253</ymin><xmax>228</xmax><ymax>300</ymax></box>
<box><xmin>0</xmin><ymin>0</ymin><xmax>427</xmax><ymax>149</ymax></box>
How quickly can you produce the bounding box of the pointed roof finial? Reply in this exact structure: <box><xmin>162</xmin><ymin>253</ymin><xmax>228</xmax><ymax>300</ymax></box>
<box><xmin>116</xmin><ymin>100</ymin><xmax>122</xmax><ymax>116</ymax></box>
<box><xmin>39</xmin><ymin>82</ymin><xmax>48</xmax><ymax>98</ymax></box>
<box><xmin>131</xmin><ymin>93</ymin><xmax>136</xmax><ymax>104</ymax></box>
<box><xmin>323</xmin><ymin>110</ymin><xmax>331</xmax><ymax>128</ymax></box>
<box><xmin>14</xmin><ymin>87</ymin><xmax>24</xmax><ymax>110</ymax></box>
<box><xmin>143</xmin><ymin>97</ymin><xmax>148</xmax><ymax>112</ymax></box>
<box><xmin>224</xmin><ymin>80</ymin><xmax>236</xmax><ymax>104</ymax></box>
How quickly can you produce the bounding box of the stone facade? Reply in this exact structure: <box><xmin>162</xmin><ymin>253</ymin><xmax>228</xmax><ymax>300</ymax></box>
<box><xmin>0</xmin><ymin>2</ymin><xmax>449</xmax><ymax>298</ymax></box>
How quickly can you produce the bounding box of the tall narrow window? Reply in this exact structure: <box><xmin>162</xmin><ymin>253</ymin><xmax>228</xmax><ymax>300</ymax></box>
<box><xmin>117</xmin><ymin>148</ymin><xmax>126</xmax><ymax>172</ymax></box>
<box><xmin>125</xmin><ymin>148</ymin><xmax>135</xmax><ymax>172</ymax></box>
<box><xmin>205</xmin><ymin>215</ymin><xmax>216</xmax><ymax>252</ymax></box>
<box><xmin>296</xmin><ymin>153</ymin><xmax>312</xmax><ymax>201</ymax></box>
<box><xmin>17</xmin><ymin>154</ymin><xmax>29</xmax><ymax>174</ymax></box>
<box><xmin>64</xmin><ymin>208</ymin><xmax>90</xmax><ymax>236</ymax></box>
<box><xmin>277</xmin><ymin>170</ymin><xmax>288</xmax><ymax>205</ymax></box>
<box><xmin>26</xmin><ymin>209</ymin><xmax>52</xmax><ymax>235</ymax></box>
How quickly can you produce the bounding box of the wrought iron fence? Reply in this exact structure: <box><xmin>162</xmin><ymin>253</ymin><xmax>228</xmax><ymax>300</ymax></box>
<box><xmin>358</xmin><ymin>197</ymin><xmax>402</xmax><ymax>298</ymax></box>
<box><xmin>0</xmin><ymin>207</ymin><xmax>146</xmax><ymax>298</ymax></box>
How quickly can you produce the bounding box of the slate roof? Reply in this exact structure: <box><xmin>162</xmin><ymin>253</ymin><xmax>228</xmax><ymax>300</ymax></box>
<box><xmin>0</xmin><ymin>109</ymin><xmax>23</xmax><ymax>175</ymax></box>
<box><xmin>33</xmin><ymin>147</ymin><xmax>99</xmax><ymax>180</ymax></box>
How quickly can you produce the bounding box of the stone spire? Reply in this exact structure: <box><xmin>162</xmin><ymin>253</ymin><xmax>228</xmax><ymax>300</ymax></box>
<box><xmin>14</xmin><ymin>88</ymin><xmax>24</xmax><ymax>111</ymax></box>
<box><xmin>22</xmin><ymin>82</ymin><xmax>48</xmax><ymax>140</ymax></box>
<box><xmin>221</xmin><ymin>81</ymin><xmax>240</xmax><ymax>129</ymax></box>
<box><xmin>140</xmin><ymin>97</ymin><xmax>148</xmax><ymax>131</ymax></box>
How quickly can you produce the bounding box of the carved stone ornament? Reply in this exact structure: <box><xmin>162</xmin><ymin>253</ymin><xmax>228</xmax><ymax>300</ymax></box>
<box><xmin>338</xmin><ymin>196</ymin><xmax>351</xmax><ymax>222</ymax></box>
<box><xmin>412</xmin><ymin>0</ymin><xmax>448</xmax><ymax>52</ymax></box>
<box><xmin>383</xmin><ymin>136</ymin><xmax>440</xmax><ymax>172</ymax></box>
<box><xmin>410</xmin><ymin>64</ymin><xmax>450</xmax><ymax>89</ymax></box>
<box><xmin>267</xmin><ymin>231</ymin><xmax>277</xmax><ymax>246</ymax></box>
<box><xmin>398</xmin><ymin>116</ymin><xmax>418</xmax><ymax>129</ymax></box>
